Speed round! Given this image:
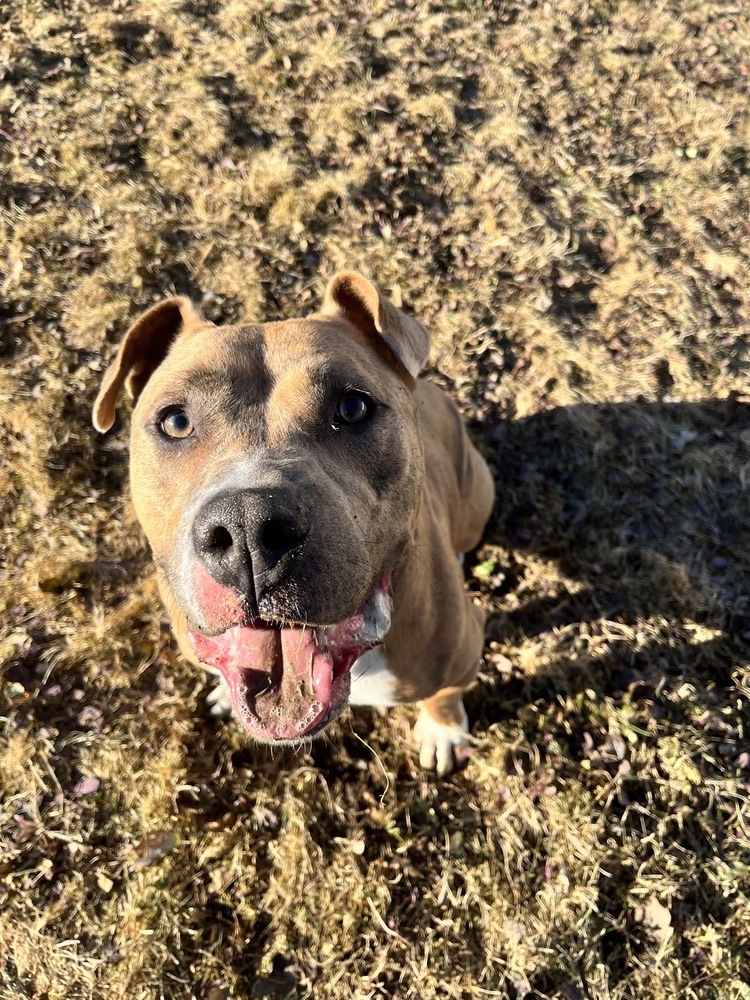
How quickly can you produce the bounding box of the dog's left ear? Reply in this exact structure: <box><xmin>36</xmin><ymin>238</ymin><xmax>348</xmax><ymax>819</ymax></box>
<box><xmin>93</xmin><ymin>297</ymin><xmax>209</xmax><ymax>432</ymax></box>
<box><xmin>321</xmin><ymin>271</ymin><xmax>430</xmax><ymax>384</ymax></box>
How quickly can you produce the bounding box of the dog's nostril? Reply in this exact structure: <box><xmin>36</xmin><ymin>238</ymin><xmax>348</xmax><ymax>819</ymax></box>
<box><xmin>260</xmin><ymin>517</ymin><xmax>305</xmax><ymax>557</ymax></box>
<box><xmin>208</xmin><ymin>525</ymin><xmax>233</xmax><ymax>553</ymax></box>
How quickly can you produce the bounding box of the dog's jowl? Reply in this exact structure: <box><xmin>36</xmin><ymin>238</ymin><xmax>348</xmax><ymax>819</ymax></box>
<box><xmin>93</xmin><ymin>272</ymin><xmax>495</xmax><ymax>773</ymax></box>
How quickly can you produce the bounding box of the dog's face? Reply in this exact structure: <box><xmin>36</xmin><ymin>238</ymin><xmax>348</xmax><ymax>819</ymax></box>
<box><xmin>93</xmin><ymin>273</ymin><xmax>429</xmax><ymax>742</ymax></box>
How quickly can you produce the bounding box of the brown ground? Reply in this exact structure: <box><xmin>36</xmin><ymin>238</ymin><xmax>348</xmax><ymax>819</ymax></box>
<box><xmin>1</xmin><ymin>1</ymin><xmax>750</xmax><ymax>998</ymax></box>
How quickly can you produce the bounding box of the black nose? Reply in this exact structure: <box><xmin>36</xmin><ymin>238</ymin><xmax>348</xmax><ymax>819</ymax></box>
<box><xmin>192</xmin><ymin>490</ymin><xmax>309</xmax><ymax>609</ymax></box>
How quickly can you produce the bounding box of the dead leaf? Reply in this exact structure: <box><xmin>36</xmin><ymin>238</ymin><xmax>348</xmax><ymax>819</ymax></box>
<box><xmin>77</xmin><ymin>706</ymin><xmax>103</xmax><ymax>728</ymax></box>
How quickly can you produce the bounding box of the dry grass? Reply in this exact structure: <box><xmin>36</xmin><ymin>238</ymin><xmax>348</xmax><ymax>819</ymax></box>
<box><xmin>2</xmin><ymin>1</ymin><xmax>750</xmax><ymax>997</ymax></box>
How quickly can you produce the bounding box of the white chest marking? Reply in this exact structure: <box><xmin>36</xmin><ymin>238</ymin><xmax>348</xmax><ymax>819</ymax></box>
<box><xmin>348</xmin><ymin>646</ymin><xmax>398</xmax><ymax>707</ymax></box>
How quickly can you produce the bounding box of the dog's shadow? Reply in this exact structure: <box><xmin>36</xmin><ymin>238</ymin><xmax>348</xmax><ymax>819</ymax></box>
<box><xmin>462</xmin><ymin>393</ymin><xmax>750</xmax><ymax>727</ymax></box>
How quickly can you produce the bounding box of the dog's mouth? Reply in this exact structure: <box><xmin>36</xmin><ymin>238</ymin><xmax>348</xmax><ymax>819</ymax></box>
<box><xmin>188</xmin><ymin>580</ymin><xmax>392</xmax><ymax>742</ymax></box>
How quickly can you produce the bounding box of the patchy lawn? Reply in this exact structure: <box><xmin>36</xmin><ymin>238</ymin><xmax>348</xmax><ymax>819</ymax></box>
<box><xmin>1</xmin><ymin>1</ymin><xmax>749</xmax><ymax>998</ymax></box>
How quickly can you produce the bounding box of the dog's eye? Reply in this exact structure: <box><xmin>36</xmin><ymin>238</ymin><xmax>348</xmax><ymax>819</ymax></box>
<box><xmin>335</xmin><ymin>392</ymin><xmax>372</xmax><ymax>426</ymax></box>
<box><xmin>159</xmin><ymin>408</ymin><xmax>194</xmax><ymax>439</ymax></box>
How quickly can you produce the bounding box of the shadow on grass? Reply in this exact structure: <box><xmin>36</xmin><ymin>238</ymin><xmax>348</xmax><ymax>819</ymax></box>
<box><xmin>454</xmin><ymin>394</ymin><xmax>750</xmax><ymax>997</ymax></box>
<box><xmin>466</xmin><ymin>394</ymin><xmax>750</xmax><ymax>718</ymax></box>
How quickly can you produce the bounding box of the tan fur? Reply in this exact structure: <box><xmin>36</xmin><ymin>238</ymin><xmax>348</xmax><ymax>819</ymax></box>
<box><xmin>382</xmin><ymin>380</ymin><xmax>495</xmax><ymax>708</ymax></box>
<box><xmin>95</xmin><ymin>272</ymin><xmax>495</xmax><ymax>769</ymax></box>
<box><xmin>160</xmin><ymin>378</ymin><xmax>495</xmax><ymax>723</ymax></box>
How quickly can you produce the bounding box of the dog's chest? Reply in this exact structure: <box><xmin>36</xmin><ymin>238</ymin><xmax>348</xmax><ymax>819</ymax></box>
<box><xmin>348</xmin><ymin>646</ymin><xmax>399</xmax><ymax>706</ymax></box>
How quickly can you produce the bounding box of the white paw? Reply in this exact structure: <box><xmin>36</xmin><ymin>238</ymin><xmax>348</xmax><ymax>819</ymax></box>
<box><xmin>206</xmin><ymin>674</ymin><xmax>234</xmax><ymax>718</ymax></box>
<box><xmin>413</xmin><ymin>703</ymin><xmax>470</xmax><ymax>775</ymax></box>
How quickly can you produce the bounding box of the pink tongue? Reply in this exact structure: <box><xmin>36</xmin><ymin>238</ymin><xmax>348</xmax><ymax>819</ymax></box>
<box><xmin>190</xmin><ymin>625</ymin><xmax>333</xmax><ymax>739</ymax></box>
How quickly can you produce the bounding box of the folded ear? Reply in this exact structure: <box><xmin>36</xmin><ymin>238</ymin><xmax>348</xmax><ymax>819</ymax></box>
<box><xmin>321</xmin><ymin>271</ymin><xmax>430</xmax><ymax>384</ymax></box>
<box><xmin>92</xmin><ymin>297</ymin><xmax>209</xmax><ymax>433</ymax></box>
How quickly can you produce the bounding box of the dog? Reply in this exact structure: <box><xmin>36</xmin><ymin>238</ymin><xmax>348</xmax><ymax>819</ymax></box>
<box><xmin>93</xmin><ymin>272</ymin><xmax>495</xmax><ymax>773</ymax></box>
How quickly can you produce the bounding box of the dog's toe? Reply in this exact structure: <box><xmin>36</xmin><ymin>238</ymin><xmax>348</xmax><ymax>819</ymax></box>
<box><xmin>206</xmin><ymin>676</ymin><xmax>234</xmax><ymax>718</ymax></box>
<box><xmin>413</xmin><ymin>704</ymin><xmax>470</xmax><ymax>776</ymax></box>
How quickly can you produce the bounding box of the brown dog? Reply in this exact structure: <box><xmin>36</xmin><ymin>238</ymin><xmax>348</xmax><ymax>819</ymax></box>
<box><xmin>93</xmin><ymin>273</ymin><xmax>494</xmax><ymax>773</ymax></box>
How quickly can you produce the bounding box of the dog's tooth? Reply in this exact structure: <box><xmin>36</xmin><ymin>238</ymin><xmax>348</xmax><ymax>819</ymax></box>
<box><xmin>360</xmin><ymin>586</ymin><xmax>393</xmax><ymax>645</ymax></box>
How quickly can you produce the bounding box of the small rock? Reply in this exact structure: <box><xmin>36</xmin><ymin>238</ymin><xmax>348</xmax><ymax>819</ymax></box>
<box><xmin>74</xmin><ymin>776</ymin><xmax>100</xmax><ymax>797</ymax></box>
<box><xmin>633</xmin><ymin>897</ymin><xmax>673</xmax><ymax>943</ymax></box>
<box><xmin>96</xmin><ymin>871</ymin><xmax>114</xmax><ymax>893</ymax></box>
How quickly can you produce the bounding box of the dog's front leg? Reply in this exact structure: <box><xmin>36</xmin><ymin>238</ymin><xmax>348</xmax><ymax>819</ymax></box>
<box><xmin>413</xmin><ymin>686</ymin><xmax>471</xmax><ymax>775</ymax></box>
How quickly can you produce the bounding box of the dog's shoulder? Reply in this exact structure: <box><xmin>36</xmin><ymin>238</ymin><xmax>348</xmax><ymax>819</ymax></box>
<box><xmin>415</xmin><ymin>378</ymin><xmax>495</xmax><ymax>553</ymax></box>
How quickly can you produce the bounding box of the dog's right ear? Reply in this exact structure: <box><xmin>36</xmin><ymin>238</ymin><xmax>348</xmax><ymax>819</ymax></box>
<box><xmin>321</xmin><ymin>271</ymin><xmax>430</xmax><ymax>386</ymax></box>
<box><xmin>92</xmin><ymin>297</ymin><xmax>209</xmax><ymax>433</ymax></box>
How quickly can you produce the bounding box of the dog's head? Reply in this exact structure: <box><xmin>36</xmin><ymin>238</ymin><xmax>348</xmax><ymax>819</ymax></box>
<box><xmin>93</xmin><ymin>272</ymin><xmax>430</xmax><ymax>741</ymax></box>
